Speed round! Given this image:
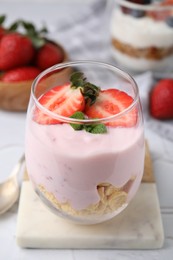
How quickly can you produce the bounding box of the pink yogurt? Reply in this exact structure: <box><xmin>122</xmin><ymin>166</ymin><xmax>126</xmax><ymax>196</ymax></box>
<box><xmin>25</xmin><ymin>120</ymin><xmax>145</xmax><ymax>211</ymax></box>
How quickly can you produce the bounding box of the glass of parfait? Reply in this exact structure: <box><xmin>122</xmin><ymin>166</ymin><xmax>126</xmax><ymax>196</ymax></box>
<box><xmin>109</xmin><ymin>0</ymin><xmax>173</xmax><ymax>73</ymax></box>
<box><xmin>25</xmin><ymin>61</ymin><xmax>145</xmax><ymax>224</ymax></box>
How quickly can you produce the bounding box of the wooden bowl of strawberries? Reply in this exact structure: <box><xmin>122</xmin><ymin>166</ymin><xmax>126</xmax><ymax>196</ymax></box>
<box><xmin>0</xmin><ymin>16</ymin><xmax>69</xmax><ymax>111</ymax></box>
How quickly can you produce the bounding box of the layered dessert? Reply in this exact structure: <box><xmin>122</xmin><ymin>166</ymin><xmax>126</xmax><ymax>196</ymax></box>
<box><xmin>25</xmin><ymin>71</ymin><xmax>145</xmax><ymax>223</ymax></box>
<box><xmin>110</xmin><ymin>0</ymin><xmax>173</xmax><ymax>72</ymax></box>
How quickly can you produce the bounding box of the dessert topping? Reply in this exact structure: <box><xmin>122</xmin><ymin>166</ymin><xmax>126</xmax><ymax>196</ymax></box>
<box><xmin>34</xmin><ymin>83</ymin><xmax>85</xmax><ymax>125</ymax></box>
<box><xmin>121</xmin><ymin>0</ymin><xmax>173</xmax><ymax>22</ymax></box>
<box><xmin>127</xmin><ymin>0</ymin><xmax>151</xmax><ymax>4</ymax></box>
<box><xmin>121</xmin><ymin>0</ymin><xmax>151</xmax><ymax>17</ymax></box>
<box><xmin>34</xmin><ymin>72</ymin><xmax>136</xmax><ymax>131</ymax></box>
<box><xmin>130</xmin><ymin>9</ymin><xmax>146</xmax><ymax>18</ymax></box>
<box><xmin>70</xmin><ymin>111</ymin><xmax>107</xmax><ymax>134</ymax></box>
<box><xmin>85</xmin><ymin>88</ymin><xmax>137</xmax><ymax>127</ymax></box>
<box><xmin>147</xmin><ymin>0</ymin><xmax>173</xmax><ymax>21</ymax></box>
<box><xmin>70</xmin><ymin>71</ymin><xmax>100</xmax><ymax>106</ymax></box>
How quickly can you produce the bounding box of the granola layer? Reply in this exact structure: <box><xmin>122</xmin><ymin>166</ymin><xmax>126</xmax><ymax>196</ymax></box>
<box><xmin>38</xmin><ymin>182</ymin><xmax>130</xmax><ymax>217</ymax></box>
<box><xmin>112</xmin><ymin>38</ymin><xmax>173</xmax><ymax>60</ymax></box>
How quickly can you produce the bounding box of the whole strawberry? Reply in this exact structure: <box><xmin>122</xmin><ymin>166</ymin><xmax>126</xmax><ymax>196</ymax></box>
<box><xmin>150</xmin><ymin>79</ymin><xmax>173</xmax><ymax>119</ymax></box>
<box><xmin>1</xmin><ymin>66</ymin><xmax>41</xmax><ymax>82</ymax></box>
<box><xmin>36</xmin><ymin>42</ymin><xmax>64</xmax><ymax>71</ymax></box>
<box><xmin>0</xmin><ymin>32</ymin><xmax>35</xmax><ymax>70</ymax></box>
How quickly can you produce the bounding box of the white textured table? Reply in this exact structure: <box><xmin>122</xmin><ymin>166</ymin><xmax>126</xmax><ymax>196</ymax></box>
<box><xmin>0</xmin><ymin>1</ymin><xmax>173</xmax><ymax>260</ymax></box>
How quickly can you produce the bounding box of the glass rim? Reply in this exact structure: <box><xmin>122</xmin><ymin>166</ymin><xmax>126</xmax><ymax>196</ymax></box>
<box><xmin>115</xmin><ymin>0</ymin><xmax>173</xmax><ymax>11</ymax></box>
<box><xmin>31</xmin><ymin>60</ymin><xmax>140</xmax><ymax>124</ymax></box>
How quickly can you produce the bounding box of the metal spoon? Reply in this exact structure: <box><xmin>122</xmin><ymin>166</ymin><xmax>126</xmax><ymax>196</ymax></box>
<box><xmin>0</xmin><ymin>154</ymin><xmax>25</xmax><ymax>215</ymax></box>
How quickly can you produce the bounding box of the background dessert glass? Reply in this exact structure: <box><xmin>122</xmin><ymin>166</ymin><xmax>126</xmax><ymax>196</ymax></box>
<box><xmin>25</xmin><ymin>61</ymin><xmax>145</xmax><ymax>224</ymax></box>
<box><xmin>109</xmin><ymin>0</ymin><xmax>173</xmax><ymax>73</ymax></box>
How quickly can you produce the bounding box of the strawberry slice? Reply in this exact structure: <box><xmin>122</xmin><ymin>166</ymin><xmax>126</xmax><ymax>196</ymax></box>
<box><xmin>85</xmin><ymin>89</ymin><xmax>137</xmax><ymax>127</ymax></box>
<box><xmin>147</xmin><ymin>0</ymin><xmax>173</xmax><ymax>21</ymax></box>
<box><xmin>34</xmin><ymin>84</ymin><xmax>85</xmax><ymax>124</ymax></box>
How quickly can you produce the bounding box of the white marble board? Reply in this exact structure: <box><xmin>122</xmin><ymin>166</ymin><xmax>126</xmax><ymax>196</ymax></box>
<box><xmin>16</xmin><ymin>181</ymin><xmax>164</xmax><ymax>249</ymax></box>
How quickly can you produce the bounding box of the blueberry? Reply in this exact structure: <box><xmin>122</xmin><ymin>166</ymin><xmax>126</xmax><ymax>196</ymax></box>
<box><xmin>121</xmin><ymin>6</ymin><xmax>131</xmax><ymax>15</ymax></box>
<box><xmin>121</xmin><ymin>0</ymin><xmax>150</xmax><ymax>16</ymax></box>
<box><xmin>130</xmin><ymin>9</ymin><xmax>146</xmax><ymax>18</ymax></box>
<box><xmin>127</xmin><ymin>0</ymin><xmax>151</xmax><ymax>4</ymax></box>
<box><xmin>166</xmin><ymin>16</ymin><xmax>173</xmax><ymax>27</ymax></box>
<box><xmin>121</xmin><ymin>7</ymin><xmax>146</xmax><ymax>17</ymax></box>
<box><xmin>142</xmin><ymin>0</ymin><xmax>151</xmax><ymax>4</ymax></box>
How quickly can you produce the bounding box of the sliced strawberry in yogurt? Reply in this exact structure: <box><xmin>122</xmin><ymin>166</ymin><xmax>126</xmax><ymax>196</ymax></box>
<box><xmin>34</xmin><ymin>84</ymin><xmax>85</xmax><ymax>124</ymax></box>
<box><xmin>85</xmin><ymin>89</ymin><xmax>137</xmax><ymax>127</ymax></box>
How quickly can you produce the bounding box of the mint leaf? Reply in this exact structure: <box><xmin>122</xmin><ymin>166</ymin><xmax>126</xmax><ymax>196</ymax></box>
<box><xmin>70</xmin><ymin>111</ymin><xmax>85</xmax><ymax>130</ymax></box>
<box><xmin>84</xmin><ymin>123</ymin><xmax>107</xmax><ymax>134</ymax></box>
<box><xmin>70</xmin><ymin>111</ymin><xmax>107</xmax><ymax>134</ymax></box>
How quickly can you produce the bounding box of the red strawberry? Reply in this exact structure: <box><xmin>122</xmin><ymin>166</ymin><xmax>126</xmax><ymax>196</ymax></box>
<box><xmin>150</xmin><ymin>79</ymin><xmax>173</xmax><ymax>119</ymax></box>
<box><xmin>36</xmin><ymin>42</ymin><xmax>64</xmax><ymax>71</ymax></box>
<box><xmin>0</xmin><ymin>32</ymin><xmax>35</xmax><ymax>70</ymax></box>
<box><xmin>147</xmin><ymin>10</ymin><xmax>172</xmax><ymax>21</ymax></box>
<box><xmin>147</xmin><ymin>0</ymin><xmax>173</xmax><ymax>20</ymax></box>
<box><xmin>162</xmin><ymin>0</ymin><xmax>173</xmax><ymax>5</ymax></box>
<box><xmin>85</xmin><ymin>89</ymin><xmax>137</xmax><ymax>127</ymax></box>
<box><xmin>34</xmin><ymin>84</ymin><xmax>85</xmax><ymax>124</ymax></box>
<box><xmin>1</xmin><ymin>66</ymin><xmax>41</xmax><ymax>82</ymax></box>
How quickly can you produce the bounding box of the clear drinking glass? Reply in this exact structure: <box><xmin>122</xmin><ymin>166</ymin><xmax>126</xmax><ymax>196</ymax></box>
<box><xmin>25</xmin><ymin>61</ymin><xmax>145</xmax><ymax>224</ymax></box>
<box><xmin>109</xmin><ymin>0</ymin><xmax>173</xmax><ymax>73</ymax></box>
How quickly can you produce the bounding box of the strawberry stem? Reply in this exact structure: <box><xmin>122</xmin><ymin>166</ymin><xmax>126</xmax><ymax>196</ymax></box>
<box><xmin>0</xmin><ymin>15</ymin><xmax>6</xmax><ymax>25</ymax></box>
<box><xmin>70</xmin><ymin>72</ymin><xmax>101</xmax><ymax>105</ymax></box>
<box><xmin>8</xmin><ymin>19</ymin><xmax>48</xmax><ymax>48</ymax></box>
